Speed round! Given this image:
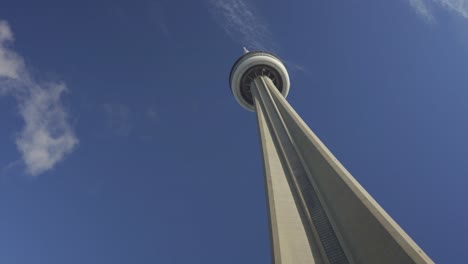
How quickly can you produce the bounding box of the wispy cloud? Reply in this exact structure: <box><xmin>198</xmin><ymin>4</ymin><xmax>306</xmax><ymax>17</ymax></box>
<box><xmin>0</xmin><ymin>19</ymin><xmax>78</xmax><ymax>176</ymax></box>
<box><xmin>147</xmin><ymin>106</ymin><xmax>158</xmax><ymax>121</ymax></box>
<box><xmin>438</xmin><ymin>0</ymin><xmax>468</xmax><ymax>18</ymax></box>
<box><xmin>103</xmin><ymin>103</ymin><xmax>132</xmax><ymax>136</ymax></box>
<box><xmin>0</xmin><ymin>21</ymin><xmax>24</xmax><ymax>89</ymax></box>
<box><xmin>408</xmin><ymin>0</ymin><xmax>468</xmax><ymax>22</ymax></box>
<box><xmin>208</xmin><ymin>0</ymin><xmax>274</xmax><ymax>50</ymax></box>
<box><xmin>409</xmin><ymin>0</ymin><xmax>436</xmax><ymax>22</ymax></box>
<box><xmin>149</xmin><ymin>1</ymin><xmax>170</xmax><ymax>36</ymax></box>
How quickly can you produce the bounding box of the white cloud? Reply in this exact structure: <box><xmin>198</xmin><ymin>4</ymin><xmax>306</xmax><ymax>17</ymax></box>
<box><xmin>408</xmin><ymin>0</ymin><xmax>468</xmax><ymax>21</ymax></box>
<box><xmin>0</xmin><ymin>19</ymin><xmax>78</xmax><ymax>176</ymax></box>
<box><xmin>208</xmin><ymin>0</ymin><xmax>274</xmax><ymax>50</ymax></box>
<box><xmin>16</xmin><ymin>83</ymin><xmax>78</xmax><ymax>175</ymax></box>
<box><xmin>0</xmin><ymin>20</ymin><xmax>24</xmax><ymax>83</ymax></box>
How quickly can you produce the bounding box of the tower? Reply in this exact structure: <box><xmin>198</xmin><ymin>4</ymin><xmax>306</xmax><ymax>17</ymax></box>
<box><xmin>229</xmin><ymin>51</ymin><xmax>433</xmax><ymax>264</ymax></box>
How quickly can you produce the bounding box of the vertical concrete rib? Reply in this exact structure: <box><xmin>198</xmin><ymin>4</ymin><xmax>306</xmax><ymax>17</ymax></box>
<box><xmin>255</xmin><ymin>95</ymin><xmax>318</xmax><ymax>264</ymax></box>
<box><xmin>253</xmin><ymin>76</ymin><xmax>349</xmax><ymax>264</ymax></box>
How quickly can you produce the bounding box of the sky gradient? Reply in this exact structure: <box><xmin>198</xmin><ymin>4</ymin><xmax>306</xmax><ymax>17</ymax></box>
<box><xmin>1</xmin><ymin>0</ymin><xmax>468</xmax><ymax>263</ymax></box>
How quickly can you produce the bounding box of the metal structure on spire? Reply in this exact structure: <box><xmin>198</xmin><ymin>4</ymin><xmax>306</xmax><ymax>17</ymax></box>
<box><xmin>229</xmin><ymin>51</ymin><xmax>434</xmax><ymax>264</ymax></box>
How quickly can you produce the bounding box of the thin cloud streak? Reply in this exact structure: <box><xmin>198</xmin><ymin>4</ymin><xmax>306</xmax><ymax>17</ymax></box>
<box><xmin>147</xmin><ymin>106</ymin><xmax>158</xmax><ymax>121</ymax></box>
<box><xmin>149</xmin><ymin>1</ymin><xmax>170</xmax><ymax>36</ymax></box>
<box><xmin>408</xmin><ymin>0</ymin><xmax>468</xmax><ymax>22</ymax></box>
<box><xmin>0</xmin><ymin>19</ymin><xmax>78</xmax><ymax>176</ymax></box>
<box><xmin>437</xmin><ymin>0</ymin><xmax>468</xmax><ymax>18</ymax></box>
<box><xmin>208</xmin><ymin>0</ymin><xmax>275</xmax><ymax>50</ymax></box>
<box><xmin>409</xmin><ymin>0</ymin><xmax>436</xmax><ymax>22</ymax></box>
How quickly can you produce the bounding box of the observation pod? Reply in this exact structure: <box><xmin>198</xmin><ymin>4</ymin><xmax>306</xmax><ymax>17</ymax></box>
<box><xmin>230</xmin><ymin>51</ymin><xmax>290</xmax><ymax>111</ymax></box>
<box><xmin>228</xmin><ymin>50</ymin><xmax>434</xmax><ymax>264</ymax></box>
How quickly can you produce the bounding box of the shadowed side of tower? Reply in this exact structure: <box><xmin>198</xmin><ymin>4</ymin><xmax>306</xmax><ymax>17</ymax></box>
<box><xmin>230</xmin><ymin>51</ymin><xmax>434</xmax><ymax>264</ymax></box>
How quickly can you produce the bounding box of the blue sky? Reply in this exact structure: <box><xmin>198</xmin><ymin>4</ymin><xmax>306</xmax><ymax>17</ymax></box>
<box><xmin>0</xmin><ymin>0</ymin><xmax>467</xmax><ymax>263</ymax></box>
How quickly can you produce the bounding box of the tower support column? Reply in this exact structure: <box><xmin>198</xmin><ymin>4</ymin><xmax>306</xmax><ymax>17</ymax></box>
<box><xmin>250</xmin><ymin>76</ymin><xmax>433</xmax><ymax>264</ymax></box>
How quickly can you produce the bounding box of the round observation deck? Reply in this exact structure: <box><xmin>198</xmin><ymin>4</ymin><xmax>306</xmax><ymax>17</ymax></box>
<box><xmin>230</xmin><ymin>51</ymin><xmax>290</xmax><ymax>111</ymax></box>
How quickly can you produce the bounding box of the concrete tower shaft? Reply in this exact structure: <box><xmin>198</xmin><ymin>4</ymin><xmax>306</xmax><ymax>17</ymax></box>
<box><xmin>229</xmin><ymin>51</ymin><xmax>434</xmax><ymax>264</ymax></box>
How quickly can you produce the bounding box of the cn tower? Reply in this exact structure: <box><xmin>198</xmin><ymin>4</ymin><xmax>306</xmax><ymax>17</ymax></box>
<box><xmin>229</xmin><ymin>50</ymin><xmax>433</xmax><ymax>264</ymax></box>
